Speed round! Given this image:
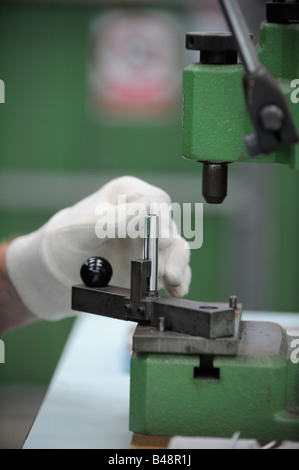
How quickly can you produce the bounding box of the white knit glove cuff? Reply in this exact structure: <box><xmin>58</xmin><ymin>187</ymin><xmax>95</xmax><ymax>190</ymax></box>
<box><xmin>6</xmin><ymin>230</ymin><xmax>73</xmax><ymax>320</ymax></box>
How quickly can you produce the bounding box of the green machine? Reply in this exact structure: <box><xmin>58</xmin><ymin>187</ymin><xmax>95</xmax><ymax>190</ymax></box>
<box><xmin>183</xmin><ymin>0</ymin><xmax>299</xmax><ymax>204</ymax></box>
<box><xmin>72</xmin><ymin>1</ymin><xmax>299</xmax><ymax>446</ymax></box>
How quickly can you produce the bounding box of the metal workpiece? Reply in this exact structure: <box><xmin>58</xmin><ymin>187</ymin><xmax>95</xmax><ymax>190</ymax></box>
<box><xmin>237</xmin><ymin>320</ymin><xmax>290</xmax><ymax>358</ymax></box>
<box><xmin>72</xmin><ymin>284</ymin><xmax>129</xmax><ymax>321</ymax></box>
<box><xmin>128</xmin><ymin>259</ymin><xmax>152</xmax><ymax>320</ymax></box>
<box><xmin>72</xmin><ymin>275</ymin><xmax>237</xmax><ymax>339</ymax></box>
<box><xmin>148</xmin><ymin>298</ymin><xmax>235</xmax><ymax>339</ymax></box>
<box><xmin>132</xmin><ymin>305</ymin><xmax>242</xmax><ymax>356</ymax></box>
<box><xmin>73</xmin><ymin>215</ymin><xmax>238</xmax><ymax>340</ymax></box>
<box><xmin>132</xmin><ymin>318</ymin><xmax>292</xmax><ymax>358</ymax></box>
<box><xmin>143</xmin><ymin>214</ymin><xmax>159</xmax><ymax>294</ymax></box>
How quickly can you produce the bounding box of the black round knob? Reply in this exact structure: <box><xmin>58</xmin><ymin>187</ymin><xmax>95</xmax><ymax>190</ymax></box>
<box><xmin>185</xmin><ymin>32</ymin><xmax>239</xmax><ymax>65</ymax></box>
<box><xmin>80</xmin><ymin>257</ymin><xmax>113</xmax><ymax>288</ymax></box>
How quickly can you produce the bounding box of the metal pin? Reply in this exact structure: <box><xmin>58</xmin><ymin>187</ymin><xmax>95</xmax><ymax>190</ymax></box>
<box><xmin>229</xmin><ymin>295</ymin><xmax>238</xmax><ymax>309</ymax></box>
<box><xmin>144</xmin><ymin>214</ymin><xmax>159</xmax><ymax>293</ymax></box>
<box><xmin>158</xmin><ymin>317</ymin><xmax>166</xmax><ymax>332</ymax></box>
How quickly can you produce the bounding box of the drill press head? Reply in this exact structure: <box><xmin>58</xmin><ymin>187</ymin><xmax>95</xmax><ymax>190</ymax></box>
<box><xmin>183</xmin><ymin>15</ymin><xmax>299</xmax><ymax>204</ymax></box>
<box><xmin>183</xmin><ymin>32</ymin><xmax>239</xmax><ymax>205</ymax></box>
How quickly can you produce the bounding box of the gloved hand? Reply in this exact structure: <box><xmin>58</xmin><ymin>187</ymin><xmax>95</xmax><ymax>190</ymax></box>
<box><xmin>6</xmin><ymin>176</ymin><xmax>191</xmax><ymax>320</ymax></box>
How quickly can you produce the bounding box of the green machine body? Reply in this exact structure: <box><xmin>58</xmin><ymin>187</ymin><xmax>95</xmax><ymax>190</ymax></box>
<box><xmin>182</xmin><ymin>20</ymin><xmax>299</xmax><ymax>203</ymax></box>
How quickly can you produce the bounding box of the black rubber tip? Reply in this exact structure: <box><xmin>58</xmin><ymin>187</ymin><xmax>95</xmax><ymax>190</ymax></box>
<box><xmin>202</xmin><ymin>162</ymin><xmax>228</xmax><ymax>204</ymax></box>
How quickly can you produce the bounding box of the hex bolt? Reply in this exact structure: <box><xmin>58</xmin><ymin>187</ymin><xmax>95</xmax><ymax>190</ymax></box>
<box><xmin>229</xmin><ymin>295</ymin><xmax>238</xmax><ymax>309</ymax></box>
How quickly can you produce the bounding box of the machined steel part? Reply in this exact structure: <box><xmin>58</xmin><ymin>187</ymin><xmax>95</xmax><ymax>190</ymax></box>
<box><xmin>132</xmin><ymin>318</ymin><xmax>293</xmax><ymax>357</ymax></box>
<box><xmin>72</xmin><ymin>276</ymin><xmax>237</xmax><ymax>340</ymax></box>
<box><xmin>132</xmin><ymin>305</ymin><xmax>242</xmax><ymax>356</ymax></box>
<box><xmin>72</xmin><ymin>215</ymin><xmax>238</xmax><ymax>340</ymax></box>
<box><xmin>143</xmin><ymin>214</ymin><xmax>159</xmax><ymax>294</ymax></box>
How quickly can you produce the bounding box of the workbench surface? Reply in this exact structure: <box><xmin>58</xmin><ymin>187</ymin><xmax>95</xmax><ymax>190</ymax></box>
<box><xmin>23</xmin><ymin>314</ymin><xmax>134</xmax><ymax>449</ymax></box>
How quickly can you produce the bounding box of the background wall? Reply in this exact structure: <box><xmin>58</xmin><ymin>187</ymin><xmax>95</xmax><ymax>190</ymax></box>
<box><xmin>0</xmin><ymin>0</ymin><xmax>298</xmax><ymax>385</ymax></box>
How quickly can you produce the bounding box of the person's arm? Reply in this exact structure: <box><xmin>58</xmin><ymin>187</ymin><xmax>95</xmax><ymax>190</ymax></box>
<box><xmin>0</xmin><ymin>242</ymin><xmax>37</xmax><ymax>334</ymax></box>
<box><xmin>1</xmin><ymin>176</ymin><xmax>191</xmax><ymax>334</ymax></box>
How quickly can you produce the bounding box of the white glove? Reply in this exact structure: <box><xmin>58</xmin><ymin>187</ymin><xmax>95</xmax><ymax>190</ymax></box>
<box><xmin>6</xmin><ymin>176</ymin><xmax>191</xmax><ymax>321</ymax></box>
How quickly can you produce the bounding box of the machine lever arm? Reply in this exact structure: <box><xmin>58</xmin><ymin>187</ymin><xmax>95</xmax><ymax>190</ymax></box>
<box><xmin>219</xmin><ymin>0</ymin><xmax>299</xmax><ymax>156</ymax></box>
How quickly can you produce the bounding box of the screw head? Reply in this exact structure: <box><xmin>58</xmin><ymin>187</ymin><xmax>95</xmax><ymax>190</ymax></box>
<box><xmin>229</xmin><ymin>295</ymin><xmax>238</xmax><ymax>309</ymax></box>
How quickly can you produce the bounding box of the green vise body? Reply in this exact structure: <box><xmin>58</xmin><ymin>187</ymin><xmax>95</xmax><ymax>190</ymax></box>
<box><xmin>129</xmin><ymin>320</ymin><xmax>299</xmax><ymax>442</ymax></box>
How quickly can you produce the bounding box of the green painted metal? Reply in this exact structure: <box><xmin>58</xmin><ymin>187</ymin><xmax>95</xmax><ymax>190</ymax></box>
<box><xmin>183</xmin><ymin>63</ymin><xmax>246</xmax><ymax>163</ymax></box>
<box><xmin>130</xmin><ymin>21</ymin><xmax>299</xmax><ymax>441</ymax></box>
<box><xmin>129</xmin><ymin>351</ymin><xmax>299</xmax><ymax>441</ymax></box>
<box><xmin>182</xmin><ymin>22</ymin><xmax>299</xmax><ymax>169</ymax></box>
<box><xmin>0</xmin><ymin>2</ymin><xmax>298</xmax><ymax>390</ymax></box>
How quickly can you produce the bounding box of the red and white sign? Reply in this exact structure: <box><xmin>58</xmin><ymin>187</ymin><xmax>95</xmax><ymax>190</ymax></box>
<box><xmin>89</xmin><ymin>10</ymin><xmax>183</xmax><ymax>120</ymax></box>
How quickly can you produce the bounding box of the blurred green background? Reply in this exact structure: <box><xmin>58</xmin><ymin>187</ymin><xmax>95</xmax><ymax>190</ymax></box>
<box><xmin>0</xmin><ymin>0</ymin><xmax>298</xmax><ymax>385</ymax></box>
